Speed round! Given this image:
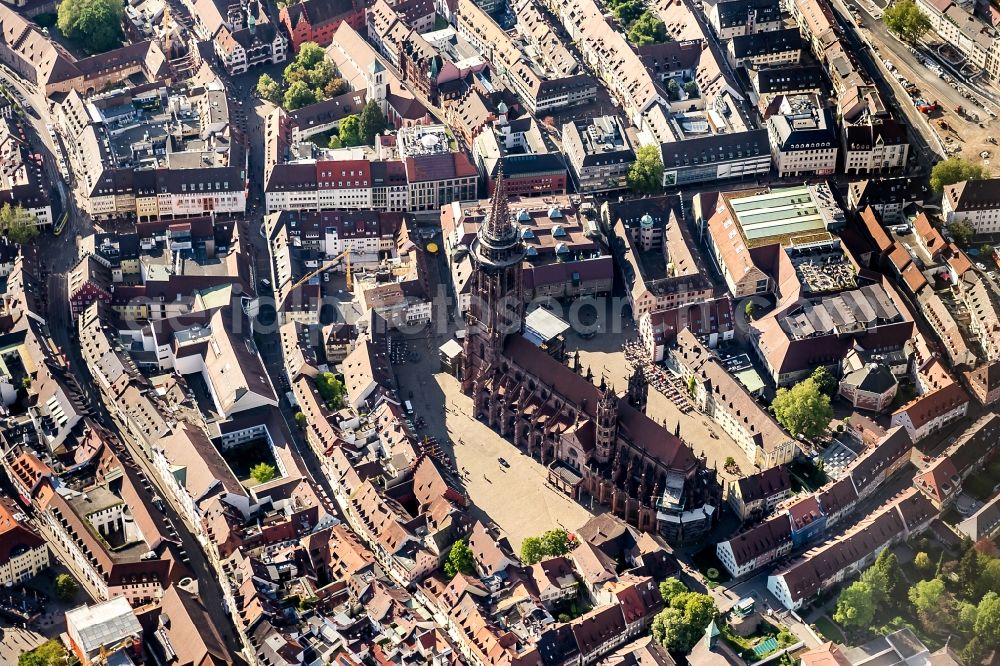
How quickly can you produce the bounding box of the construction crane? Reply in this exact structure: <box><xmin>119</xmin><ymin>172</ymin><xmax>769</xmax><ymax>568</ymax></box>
<box><xmin>289</xmin><ymin>247</ymin><xmax>353</xmax><ymax>292</ymax></box>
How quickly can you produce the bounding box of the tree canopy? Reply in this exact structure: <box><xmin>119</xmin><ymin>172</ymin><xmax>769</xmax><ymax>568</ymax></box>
<box><xmin>444</xmin><ymin>538</ymin><xmax>476</xmax><ymax>578</ymax></box>
<box><xmin>834</xmin><ymin>581</ymin><xmax>877</xmax><ymax>629</ymax></box>
<box><xmin>250</xmin><ymin>462</ymin><xmax>277</xmax><ymax>484</ymax></box>
<box><xmin>54</xmin><ymin>573</ymin><xmax>78</xmax><ymax>601</ymax></box>
<box><xmin>0</xmin><ymin>204</ymin><xmax>39</xmax><ymax>244</ymax></box>
<box><xmin>257</xmin><ymin>74</ymin><xmax>282</xmax><ymax>105</ymax></box>
<box><xmin>908</xmin><ymin>578</ymin><xmax>947</xmax><ymax>616</ymax></box>
<box><xmin>883</xmin><ymin>0</ymin><xmax>931</xmax><ymax>43</ymax></box>
<box><xmin>283</xmin><ymin>81</ymin><xmax>316</xmax><ymax>111</ymax></box>
<box><xmin>315</xmin><ymin>372</ymin><xmax>346</xmax><ymax>409</ymax></box>
<box><xmin>930</xmin><ymin>157</ymin><xmax>988</xmax><ymax>191</ymax></box>
<box><xmin>520</xmin><ymin>528</ymin><xmax>575</xmax><ymax>564</ymax></box>
<box><xmin>810</xmin><ymin>367</ymin><xmax>838</xmax><ymax>396</ymax></box>
<box><xmin>359</xmin><ymin>100</ymin><xmax>388</xmax><ymax>145</ymax></box>
<box><xmin>19</xmin><ymin>640</ymin><xmax>68</xmax><ymax>666</ymax></box>
<box><xmin>275</xmin><ymin>43</ymin><xmax>346</xmax><ymax>110</ymax></box>
<box><xmin>627</xmin><ymin>145</ymin><xmax>664</xmax><ymax>195</ymax></box>
<box><xmin>338</xmin><ymin>115</ymin><xmax>362</xmax><ymax>147</ymax></box>
<box><xmin>57</xmin><ymin>0</ymin><xmax>123</xmax><ymax>54</ymax></box>
<box><xmin>627</xmin><ymin>11</ymin><xmax>668</xmax><ymax>47</ymax></box>
<box><xmin>651</xmin><ymin>589</ymin><xmax>718</xmax><ymax>651</ymax></box>
<box><xmin>770</xmin><ymin>377</ymin><xmax>832</xmax><ymax>439</ymax></box>
<box><xmin>913</xmin><ymin>551</ymin><xmax>933</xmax><ymax>575</ymax></box>
<box><xmin>659</xmin><ymin>577</ymin><xmax>687</xmax><ymax>606</ymax></box>
<box><xmin>948</xmin><ymin>219</ymin><xmax>975</xmax><ymax>247</ymax></box>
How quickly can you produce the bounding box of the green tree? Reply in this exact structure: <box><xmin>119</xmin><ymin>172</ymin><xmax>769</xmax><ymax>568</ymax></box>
<box><xmin>250</xmin><ymin>462</ymin><xmax>277</xmax><ymax>484</ymax></box>
<box><xmin>283</xmin><ymin>81</ymin><xmax>316</xmax><ymax>110</ymax></box>
<box><xmin>684</xmin><ymin>80</ymin><xmax>699</xmax><ymax>98</ymax></box>
<box><xmin>666</xmin><ymin>78</ymin><xmax>681</xmax><ymax>101</ymax></box>
<box><xmin>975</xmin><ymin>592</ymin><xmax>1000</xmax><ymax>648</ymax></box>
<box><xmin>627</xmin><ymin>145</ymin><xmax>663</xmax><ymax>195</ymax></box>
<box><xmin>444</xmin><ymin>538</ymin><xmax>476</xmax><ymax>578</ymax></box>
<box><xmin>627</xmin><ymin>11</ymin><xmax>668</xmax><ymax>46</ymax></box>
<box><xmin>687</xmin><ymin>374</ymin><xmax>697</xmax><ymax>395</ymax></box>
<box><xmin>834</xmin><ymin>581</ymin><xmax>877</xmax><ymax>629</ymax></box>
<box><xmin>949</xmin><ymin>219</ymin><xmax>976</xmax><ymax>247</ymax></box>
<box><xmin>652</xmin><ymin>606</ymin><xmax>688</xmax><ymax>650</ymax></box>
<box><xmin>980</xmin><ymin>244</ymin><xmax>994</xmax><ymax>257</ymax></box>
<box><xmin>883</xmin><ymin>0</ymin><xmax>931</xmax><ymax>43</ymax></box>
<box><xmin>257</xmin><ymin>74</ymin><xmax>282</xmax><ymax>104</ymax></box>
<box><xmin>339</xmin><ymin>114</ymin><xmax>362</xmax><ymax>147</ymax></box>
<box><xmin>870</xmin><ymin>549</ymin><xmax>902</xmax><ymax>602</ymax></box>
<box><xmin>296</xmin><ymin>42</ymin><xmax>326</xmax><ymax>69</ymax></box>
<box><xmin>520</xmin><ymin>528</ymin><xmax>575</xmax><ymax>564</ymax></box>
<box><xmin>724</xmin><ymin>456</ymin><xmax>736</xmax><ymax>468</ymax></box>
<box><xmin>0</xmin><ymin>204</ymin><xmax>39</xmax><ymax>244</ymax></box>
<box><xmin>909</xmin><ymin>578</ymin><xmax>947</xmax><ymax>617</ymax></box>
<box><xmin>659</xmin><ymin>577</ymin><xmax>687</xmax><ymax>605</ymax></box>
<box><xmin>540</xmin><ymin>528</ymin><xmax>573</xmax><ymax>556</ymax></box>
<box><xmin>294</xmin><ymin>411</ymin><xmax>307</xmax><ymax>429</ymax></box>
<box><xmin>328</xmin><ymin>135</ymin><xmax>343</xmax><ymax>149</ymax></box>
<box><xmin>956</xmin><ymin>601</ymin><xmax>979</xmax><ymax>634</ymax></box>
<box><xmin>958</xmin><ymin>548</ymin><xmax>983</xmax><ymax>601</ymax></box>
<box><xmin>323</xmin><ymin>77</ymin><xmax>349</xmax><ymax>99</ymax></box>
<box><xmin>19</xmin><ymin>639</ymin><xmax>68</xmax><ymax>666</ymax></box>
<box><xmin>57</xmin><ymin>0</ymin><xmax>123</xmax><ymax>54</ymax></box>
<box><xmin>520</xmin><ymin>536</ymin><xmax>545</xmax><ymax>565</ymax></box>
<box><xmin>652</xmin><ymin>591</ymin><xmax>717</xmax><ymax>651</ymax></box>
<box><xmin>315</xmin><ymin>372</ymin><xmax>346</xmax><ymax>409</ymax></box>
<box><xmin>678</xmin><ymin>592</ymin><xmax>717</xmax><ymax>635</ymax></box>
<box><xmin>54</xmin><ymin>573</ymin><xmax>78</xmax><ymax>601</ymax></box>
<box><xmin>359</xmin><ymin>100</ymin><xmax>388</xmax><ymax>145</ymax></box>
<box><xmin>305</xmin><ymin>59</ymin><xmax>335</xmax><ymax>89</ymax></box>
<box><xmin>930</xmin><ymin>157</ymin><xmax>988</xmax><ymax>191</ymax></box>
<box><xmin>613</xmin><ymin>0</ymin><xmax>644</xmax><ymax>26</ymax></box>
<box><xmin>745</xmin><ymin>301</ymin><xmax>756</xmax><ymax>321</ymax></box>
<box><xmin>770</xmin><ymin>378</ymin><xmax>833</xmax><ymax>439</ymax></box>
<box><xmin>913</xmin><ymin>551</ymin><xmax>933</xmax><ymax>576</ymax></box>
<box><xmin>980</xmin><ymin>558</ymin><xmax>1000</xmax><ymax>599</ymax></box>
<box><xmin>810</xmin><ymin>366</ymin><xmax>838</xmax><ymax>397</ymax></box>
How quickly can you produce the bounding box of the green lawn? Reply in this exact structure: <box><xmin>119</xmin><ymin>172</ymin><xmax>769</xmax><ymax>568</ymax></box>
<box><xmin>814</xmin><ymin>615</ymin><xmax>846</xmax><ymax>643</ymax></box>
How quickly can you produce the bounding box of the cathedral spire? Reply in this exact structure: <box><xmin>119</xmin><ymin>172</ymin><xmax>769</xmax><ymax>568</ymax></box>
<box><xmin>482</xmin><ymin>161</ymin><xmax>514</xmax><ymax>243</ymax></box>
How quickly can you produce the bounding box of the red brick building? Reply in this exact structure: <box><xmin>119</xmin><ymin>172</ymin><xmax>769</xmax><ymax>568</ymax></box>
<box><xmin>279</xmin><ymin>0</ymin><xmax>366</xmax><ymax>52</ymax></box>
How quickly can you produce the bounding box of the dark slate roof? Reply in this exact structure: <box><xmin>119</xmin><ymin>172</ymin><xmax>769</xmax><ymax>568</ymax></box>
<box><xmin>769</xmin><ymin>106</ymin><xmax>837</xmax><ymax>150</ymax></box>
<box><xmin>753</xmin><ymin>65</ymin><xmax>826</xmax><ymax>94</ymax></box>
<box><xmin>659</xmin><ymin>129</ymin><xmax>769</xmax><ymax>169</ymax></box>
<box><xmin>843</xmin><ymin>363</ymin><xmax>897</xmax><ymax>395</ymax></box>
<box><xmin>731</xmin><ymin>28</ymin><xmax>801</xmax><ymax>59</ymax></box>
<box><xmin>848</xmin><ymin>178</ymin><xmax>928</xmax><ymax>209</ymax></box>
<box><xmin>735</xmin><ymin>465</ymin><xmax>792</xmax><ymax>503</ymax></box>
<box><xmin>716</xmin><ymin>0</ymin><xmax>782</xmax><ymax>28</ymax></box>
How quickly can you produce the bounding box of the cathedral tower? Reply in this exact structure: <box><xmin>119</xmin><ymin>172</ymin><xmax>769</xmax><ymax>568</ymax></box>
<box><xmin>461</xmin><ymin>165</ymin><xmax>525</xmax><ymax>392</ymax></box>
<box><xmin>595</xmin><ymin>377</ymin><xmax>618</xmax><ymax>464</ymax></box>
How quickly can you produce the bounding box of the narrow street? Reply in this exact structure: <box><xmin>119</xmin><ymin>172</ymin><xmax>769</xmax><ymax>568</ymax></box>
<box><xmin>43</xmin><ymin>270</ymin><xmax>249</xmax><ymax>661</ymax></box>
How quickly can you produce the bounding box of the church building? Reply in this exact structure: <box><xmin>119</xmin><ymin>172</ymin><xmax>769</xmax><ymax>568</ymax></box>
<box><xmin>459</xmin><ymin>167</ymin><xmax>719</xmax><ymax>543</ymax></box>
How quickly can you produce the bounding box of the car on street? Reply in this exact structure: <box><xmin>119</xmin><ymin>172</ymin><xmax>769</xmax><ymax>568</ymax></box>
<box><xmin>497</xmin><ymin>457</ymin><xmax>510</xmax><ymax>468</ymax></box>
